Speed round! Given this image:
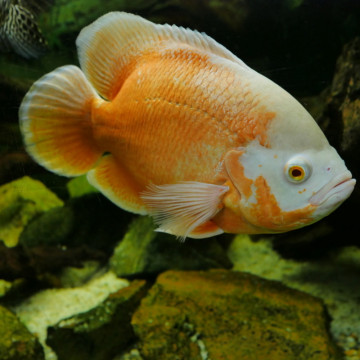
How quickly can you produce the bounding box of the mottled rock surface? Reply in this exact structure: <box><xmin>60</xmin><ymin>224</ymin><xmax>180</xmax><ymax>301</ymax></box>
<box><xmin>47</xmin><ymin>279</ymin><xmax>148</xmax><ymax>360</ymax></box>
<box><xmin>229</xmin><ymin>235</ymin><xmax>360</xmax><ymax>359</ymax></box>
<box><xmin>0</xmin><ymin>176</ymin><xmax>63</xmax><ymax>247</ymax></box>
<box><xmin>14</xmin><ymin>271</ymin><xmax>129</xmax><ymax>360</ymax></box>
<box><xmin>66</xmin><ymin>175</ymin><xmax>99</xmax><ymax>198</ymax></box>
<box><xmin>321</xmin><ymin>37</ymin><xmax>360</xmax><ymax>154</ymax></box>
<box><xmin>132</xmin><ymin>269</ymin><xmax>342</xmax><ymax>360</ymax></box>
<box><xmin>0</xmin><ymin>305</ymin><xmax>44</xmax><ymax>360</ymax></box>
<box><xmin>110</xmin><ymin>216</ymin><xmax>231</xmax><ymax>277</ymax></box>
<box><xmin>19</xmin><ymin>193</ymin><xmax>130</xmax><ymax>251</ymax></box>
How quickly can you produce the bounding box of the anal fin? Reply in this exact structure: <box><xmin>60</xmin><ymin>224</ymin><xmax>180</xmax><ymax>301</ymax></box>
<box><xmin>87</xmin><ymin>155</ymin><xmax>146</xmax><ymax>214</ymax></box>
<box><xmin>141</xmin><ymin>181</ymin><xmax>229</xmax><ymax>240</ymax></box>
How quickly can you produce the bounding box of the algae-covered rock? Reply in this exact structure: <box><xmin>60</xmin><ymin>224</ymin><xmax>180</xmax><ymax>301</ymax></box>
<box><xmin>330</xmin><ymin>37</ymin><xmax>360</xmax><ymax>169</ymax></box>
<box><xmin>0</xmin><ymin>279</ymin><xmax>12</xmax><ymax>297</ymax></box>
<box><xmin>46</xmin><ymin>279</ymin><xmax>148</xmax><ymax>360</ymax></box>
<box><xmin>14</xmin><ymin>271</ymin><xmax>129</xmax><ymax>360</ymax></box>
<box><xmin>59</xmin><ymin>261</ymin><xmax>102</xmax><ymax>288</ymax></box>
<box><xmin>110</xmin><ymin>216</ymin><xmax>231</xmax><ymax>277</ymax></box>
<box><xmin>113</xmin><ymin>349</ymin><xmax>143</xmax><ymax>360</ymax></box>
<box><xmin>319</xmin><ymin>37</ymin><xmax>360</xmax><ymax>157</ymax></box>
<box><xmin>0</xmin><ymin>305</ymin><xmax>44</xmax><ymax>360</ymax></box>
<box><xmin>66</xmin><ymin>175</ymin><xmax>99</xmax><ymax>198</ymax></box>
<box><xmin>0</xmin><ymin>187</ymin><xmax>132</xmax><ymax>279</ymax></box>
<box><xmin>0</xmin><ymin>176</ymin><xmax>63</xmax><ymax>247</ymax></box>
<box><xmin>132</xmin><ymin>269</ymin><xmax>343</xmax><ymax>360</ymax></box>
<box><xmin>20</xmin><ymin>193</ymin><xmax>131</xmax><ymax>251</ymax></box>
<box><xmin>228</xmin><ymin>234</ymin><xmax>360</xmax><ymax>358</ymax></box>
<box><xmin>0</xmin><ymin>278</ymin><xmax>25</xmax><ymax>298</ymax></box>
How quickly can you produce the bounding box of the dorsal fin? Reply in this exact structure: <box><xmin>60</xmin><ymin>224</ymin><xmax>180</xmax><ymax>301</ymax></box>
<box><xmin>76</xmin><ymin>12</ymin><xmax>249</xmax><ymax>101</ymax></box>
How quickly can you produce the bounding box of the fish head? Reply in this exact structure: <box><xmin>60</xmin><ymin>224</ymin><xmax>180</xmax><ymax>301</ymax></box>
<box><xmin>225</xmin><ymin>141</ymin><xmax>356</xmax><ymax>233</ymax></box>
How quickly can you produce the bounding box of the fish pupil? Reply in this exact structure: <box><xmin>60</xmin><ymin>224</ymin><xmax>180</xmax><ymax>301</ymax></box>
<box><xmin>291</xmin><ymin>168</ymin><xmax>303</xmax><ymax>178</ymax></box>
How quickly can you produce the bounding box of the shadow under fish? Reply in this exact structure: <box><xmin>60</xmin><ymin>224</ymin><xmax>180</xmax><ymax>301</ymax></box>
<box><xmin>0</xmin><ymin>0</ymin><xmax>53</xmax><ymax>58</ymax></box>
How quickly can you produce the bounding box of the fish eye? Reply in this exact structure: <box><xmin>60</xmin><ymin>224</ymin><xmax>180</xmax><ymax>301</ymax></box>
<box><xmin>284</xmin><ymin>156</ymin><xmax>312</xmax><ymax>183</ymax></box>
<box><xmin>288</xmin><ymin>166</ymin><xmax>305</xmax><ymax>181</ymax></box>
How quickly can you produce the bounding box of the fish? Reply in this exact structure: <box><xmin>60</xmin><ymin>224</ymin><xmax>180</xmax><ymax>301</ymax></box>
<box><xmin>18</xmin><ymin>12</ymin><xmax>356</xmax><ymax>239</ymax></box>
<box><xmin>0</xmin><ymin>0</ymin><xmax>52</xmax><ymax>58</ymax></box>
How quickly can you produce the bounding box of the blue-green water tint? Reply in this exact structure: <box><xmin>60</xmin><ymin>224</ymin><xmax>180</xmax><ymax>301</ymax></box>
<box><xmin>0</xmin><ymin>0</ymin><xmax>359</xmax><ymax>250</ymax></box>
<box><xmin>0</xmin><ymin>0</ymin><xmax>359</xmax><ymax>264</ymax></box>
<box><xmin>0</xmin><ymin>1</ymin><xmax>360</xmax><ymax>359</ymax></box>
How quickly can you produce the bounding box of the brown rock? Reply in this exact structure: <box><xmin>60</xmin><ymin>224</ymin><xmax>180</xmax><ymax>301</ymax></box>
<box><xmin>318</xmin><ymin>37</ymin><xmax>360</xmax><ymax>159</ymax></box>
<box><xmin>132</xmin><ymin>269</ymin><xmax>343</xmax><ymax>360</ymax></box>
<box><xmin>46</xmin><ymin>279</ymin><xmax>148</xmax><ymax>360</ymax></box>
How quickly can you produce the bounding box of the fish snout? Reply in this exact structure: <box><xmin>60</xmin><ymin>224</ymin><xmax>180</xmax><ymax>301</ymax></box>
<box><xmin>309</xmin><ymin>171</ymin><xmax>356</xmax><ymax>208</ymax></box>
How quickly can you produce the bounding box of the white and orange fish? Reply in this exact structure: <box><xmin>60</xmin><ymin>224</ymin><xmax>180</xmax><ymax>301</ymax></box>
<box><xmin>19</xmin><ymin>12</ymin><xmax>356</xmax><ymax>239</ymax></box>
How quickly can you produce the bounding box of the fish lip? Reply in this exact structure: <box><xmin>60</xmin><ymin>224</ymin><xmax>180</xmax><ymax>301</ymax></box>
<box><xmin>309</xmin><ymin>171</ymin><xmax>356</xmax><ymax>206</ymax></box>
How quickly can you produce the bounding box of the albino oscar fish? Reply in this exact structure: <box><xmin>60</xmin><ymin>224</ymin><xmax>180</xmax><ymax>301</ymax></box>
<box><xmin>19</xmin><ymin>12</ymin><xmax>356</xmax><ymax>239</ymax></box>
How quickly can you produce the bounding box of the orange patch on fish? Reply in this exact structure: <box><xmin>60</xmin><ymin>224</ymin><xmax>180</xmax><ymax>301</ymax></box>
<box><xmin>224</xmin><ymin>150</ymin><xmax>253</xmax><ymax>199</ymax></box>
<box><xmin>249</xmin><ymin>176</ymin><xmax>316</xmax><ymax>231</ymax></box>
<box><xmin>213</xmin><ymin>179</ymin><xmax>258</xmax><ymax>234</ymax></box>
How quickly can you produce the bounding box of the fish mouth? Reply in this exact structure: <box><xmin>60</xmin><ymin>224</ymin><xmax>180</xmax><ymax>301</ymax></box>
<box><xmin>309</xmin><ymin>171</ymin><xmax>356</xmax><ymax>206</ymax></box>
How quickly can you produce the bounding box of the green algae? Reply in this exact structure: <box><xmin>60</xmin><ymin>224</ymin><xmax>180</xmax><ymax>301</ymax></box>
<box><xmin>66</xmin><ymin>175</ymin><xmax>98</xmax><ymax>198</ymax></box>
<box><xmin>0</xmin><ymin>176</ymin><xmax>63</xmax><ymax>247</ymax></box>
<box><xmin>0</xmin><ymin>305</ymin><xmax>44</xmax><ymax>360</ymax></box>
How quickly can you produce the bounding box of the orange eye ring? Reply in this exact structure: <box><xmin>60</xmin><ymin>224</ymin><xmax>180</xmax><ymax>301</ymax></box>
<box><xmin>284</xmin><ymin>156</ymin><xmax>311</xmax><ymax>184</ymax></box>
<box><xmin>288</xmin><ymin>166</ymin><xmax>305</xmax><ymax>181</ymax></box>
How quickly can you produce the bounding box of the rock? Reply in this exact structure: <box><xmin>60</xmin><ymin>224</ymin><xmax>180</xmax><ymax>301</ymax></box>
<box><xmin>0</xmin><ymin>279</ymin><xmax>12</xmax><ymax>297</ymax></box>
<box><xmin>113</xmin><ymin>349</ymin><xmax>143</xmax><ymax>360</ymax></box>
<box><xmin>59</xmin><ymin>261</ymin><xmax>102</xmax><ymax>288</ymax></box>
<box><xmin>132</xmin><ymin>269</ymin><xmax>342</xmax><ymax>360</ymax></box>
<box><xmin>0</xmin><ymin>305</ymin><xmax>44</xmax><ymax>360</ymax></box>
<box><xmin>228</xmin><ymin>234</ymin><xmax>360</xmax><ymax>358</ymax></box>
<box><xmin>20</xmin><ymin>193</ymin><xmax>131</xmax><ymax>251</ymax></box>
<box><xmin>314</xmin><ymin>38</ymin><xmax>360</xmax><ymax>242</ymax></box>
<box><xmin>0</xmin><ymin>278</ymin><xmax>26</xmax><ymax>299</ymax></box>
<box><xmin>0</xmin><ymin>186</ymin><xmax>132</xmax><ymax>280</ymax></box>
<box><xmin>14</xmin><ymin>271</ymin><xmax>130</xmax><ymax>360</ymax></box>
<box><xmin>66</xmin><ymin>175</ymin><xmax>99</xmax><ymax>198</ymax></box>
<box><xmin>109</xmin><ymin>216</ymin><xmax>232</xmax><ymax>278</ymax></box>
<box><xmin>46</xmin><ymin>279</ymin><xmax>148</xmax><ymax>360</ymax></box>
<box><xmin>319</xmin><ymin>37</ymin><xmax>360</xmax><ymax>157</ymax></box>
<box><xmin>0</xmin><ymin>176</ymin><xmax>63</xmax><ymax>248</ymax></box>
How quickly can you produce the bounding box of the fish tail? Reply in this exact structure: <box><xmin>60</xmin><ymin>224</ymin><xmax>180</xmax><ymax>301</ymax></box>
<box><xmin>19</xmin><ymin>65</ymin><xmax>103</xmax><ymax>176</ymax></box>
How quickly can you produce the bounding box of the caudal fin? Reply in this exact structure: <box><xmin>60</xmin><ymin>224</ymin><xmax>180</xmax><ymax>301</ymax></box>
<box><xmin>19</xmin><ymin>65</ymin><xmax>102</xmax><ymax>176</ymax></box>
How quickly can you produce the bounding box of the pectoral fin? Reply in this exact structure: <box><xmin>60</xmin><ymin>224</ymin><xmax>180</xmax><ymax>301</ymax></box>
<box><xmin>141</xmin><ymin>181</ymin><xmax>229</xmax><ymax>240</ymax></box>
